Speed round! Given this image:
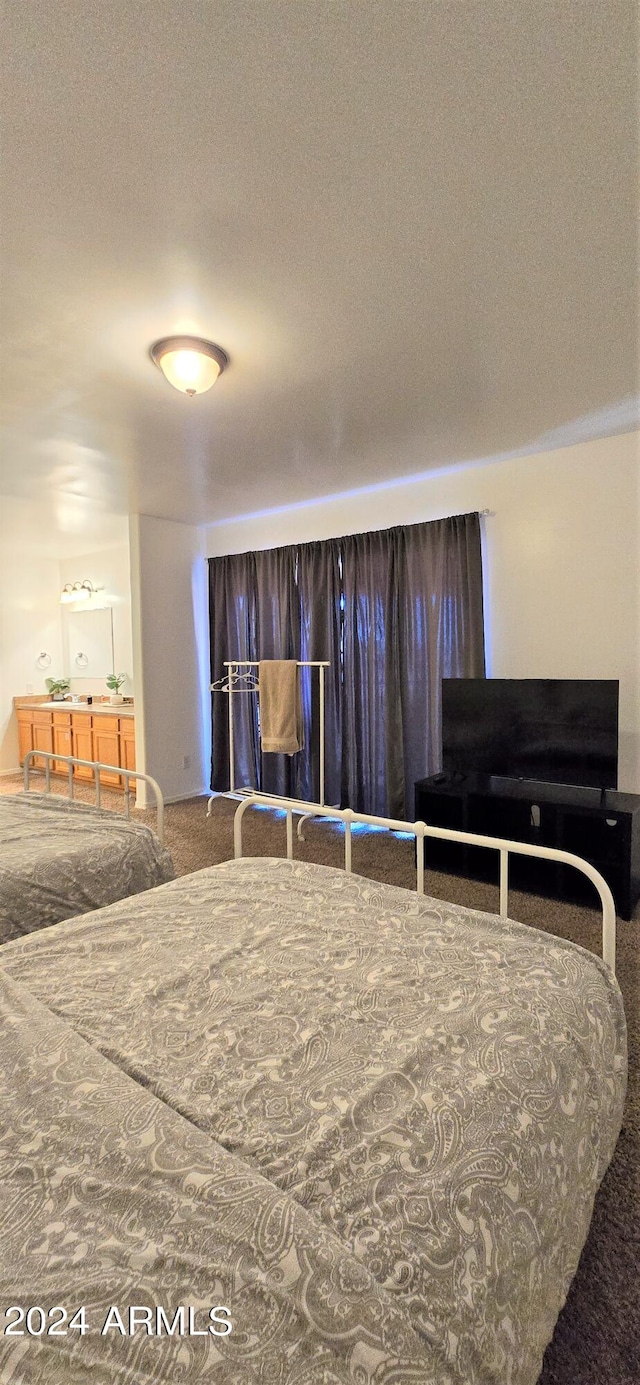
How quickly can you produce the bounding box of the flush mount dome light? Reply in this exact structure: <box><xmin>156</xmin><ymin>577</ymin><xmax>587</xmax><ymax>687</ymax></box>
<box><xmin>149</xmin><ymin>336</ymin><xmax>229</xmax><ymax>396</ymax></box>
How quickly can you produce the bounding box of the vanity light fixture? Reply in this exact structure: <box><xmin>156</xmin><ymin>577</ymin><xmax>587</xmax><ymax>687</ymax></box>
<box><xmin>60</xmin><ymin>581</ymin><xmax>100</xmax><ymax>605</ymax></box>
<box><xmin>149</xmin><ymin>336</ymin><xmax>229</xmax><ymax>396</ymax></box>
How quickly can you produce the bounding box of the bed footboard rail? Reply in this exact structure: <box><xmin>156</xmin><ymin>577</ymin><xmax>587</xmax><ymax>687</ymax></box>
<box><xmin>233</xmin><ymin>795</ymin><xmax>617</xmax><ymax>973</ymax></box>
<box><xmin>23</xmin><ymin>750</ymin><xmax>165</xmax><ymax>844</ymax></box>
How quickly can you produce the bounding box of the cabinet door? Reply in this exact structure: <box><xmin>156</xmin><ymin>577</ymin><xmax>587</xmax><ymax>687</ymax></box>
<box><xmin>17</xmin><ymin>711</ymin><xmax>34</xmax><ymax>766</ymax></box>
<box><xmin>32</xmin><ymin>712</ymin><xmax>54</xmax><ymax>770</ymax></box>
<box><xmin>92</xmin><ymin>716</ymin><xmax>122</xmax><ymax>786</ymax></box>
<box><xmin>120</xmin><ymin>719</ymin><xmax>136</xmax><ymax>775</ymax></box>
<box><xmin>52</xmin><ymin>713</ymin><xmax>73</xmax><ymax>773</ymax></box>
<box><xmin>415</xmin><ymin>785</ymin><xmax>467</xmax><ymax>874</ymax></box>
<box><xmin>71</xmin><ymin>715</ymin><xmax>94</xmax><ymax>779</ymax></box>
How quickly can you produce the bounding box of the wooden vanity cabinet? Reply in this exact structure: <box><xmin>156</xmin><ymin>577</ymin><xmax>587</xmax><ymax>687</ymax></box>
<box><xmin>17</xmin><ymin>705</ymin><xmax>136</xmax><ymax>784</ymax></box>
<box><xmin>52</xmin><ymin>710</ymin><xmax>72</xmax><ymax>773</ymax></box>
<box><xmin>91</xmin><ymin>715</ymin><xmax>122</xmax><ymax>786</ymax></box>
<box><xmin>17</xmin><ymin>710</ymin><xmax>34</xmax><ymax>765</ymax></box>
<box><xmin>71</xmin><ymin>713</ymin><xmax>95</xmax><ymax>780</ymax></box>
<box><xmin>32</xmin><ymin>710</ymin><xmax>54</xmax><ymax>769</ymax></box>
<box><xmin>120</xmin><ymin>718</ymin><xmax>136</xmax><ymax>776</ymax></box>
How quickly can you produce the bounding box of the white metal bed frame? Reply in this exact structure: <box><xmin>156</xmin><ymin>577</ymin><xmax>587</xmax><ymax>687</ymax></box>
<box><xmin>233</xmin><ymin>794</ymin><xmax>617</xmax><ymax>973</ymax></box>
<box><xmin>23</xmin><ymin>750</ymin><xmax>165</xmax><ymax>844</ymax></box>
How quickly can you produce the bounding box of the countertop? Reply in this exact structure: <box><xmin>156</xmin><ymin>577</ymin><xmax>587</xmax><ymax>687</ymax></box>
<box><xmin>15</xmin><ymin>699</ymin><xmax>135</xmax><ymax>719</ymax></box>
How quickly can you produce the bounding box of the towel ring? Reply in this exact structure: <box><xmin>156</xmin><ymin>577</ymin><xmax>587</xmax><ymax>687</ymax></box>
<box><xmin>75</xmin><ymin>652</ymin><xmax>89</xmax><ymax>668</ymax></box>
<box><xmin>36</xmin><ymin>652</ymin><xmax>52</xmax><ymax>669</ymax></box>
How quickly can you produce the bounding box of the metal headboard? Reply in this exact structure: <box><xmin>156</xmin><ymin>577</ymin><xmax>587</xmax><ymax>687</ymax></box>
<box><xmin>23</xmin><ymin>750</ymin><xmax>165</xmax><ymax>844</ymax></box>
<box><xmin>233</xmin><ymin>794</ymin><xmax>617</xmax><ymax>973</ymax></box>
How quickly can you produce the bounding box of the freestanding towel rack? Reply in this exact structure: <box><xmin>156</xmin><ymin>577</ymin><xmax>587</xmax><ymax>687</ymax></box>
<box><xmin>208</xmin><ymin>661</ymin><xmax>330</xmax><ymax>826</ymax></box>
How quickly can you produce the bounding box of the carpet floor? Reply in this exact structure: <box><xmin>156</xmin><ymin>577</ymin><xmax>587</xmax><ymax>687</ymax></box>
<box><xmin>2</xmin><ymin>775</ymin><xmax>638</xmax><ymax>1383</ymax></box>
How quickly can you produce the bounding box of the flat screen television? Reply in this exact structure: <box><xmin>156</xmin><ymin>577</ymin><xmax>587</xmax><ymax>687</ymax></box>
<box><xmin>441</xmin><ymin>679</ymin><xmax>619</xmax><ymax>790</ymax></box>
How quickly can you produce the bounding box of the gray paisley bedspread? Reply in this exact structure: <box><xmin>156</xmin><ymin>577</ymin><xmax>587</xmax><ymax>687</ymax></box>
<box><xmin>0</xmin><ymin>857</ymin><xmax>626</xmax><ymax>1384</ymax></box>
<box><xmin>0</xmin><ymin>792</ymin><xmax>174</xmax><ymax>943</ymax></box>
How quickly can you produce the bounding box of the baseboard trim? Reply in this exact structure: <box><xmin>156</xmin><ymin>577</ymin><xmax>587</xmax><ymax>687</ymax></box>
<box><xmin>0</xmin><ymin>767</ymin><xmax>21</xmax><ymax>778</ymax></box>
<box><xmin>162</xmin><ymin>789</ymin><xmax>208</xmax><ymax>806</ymax></box>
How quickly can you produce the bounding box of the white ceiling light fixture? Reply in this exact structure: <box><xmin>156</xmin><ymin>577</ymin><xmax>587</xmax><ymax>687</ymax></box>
<box><xmin>149</xmin><ymin>336</ymin><xmax>229</xmax><ymax>397</ymax></box>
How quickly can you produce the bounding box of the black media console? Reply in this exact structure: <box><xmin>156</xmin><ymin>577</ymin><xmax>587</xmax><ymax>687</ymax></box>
<box><xmin>414</xmin><ymin>773</ymin><xmax>640</xmax><ymax>919</ymax></box>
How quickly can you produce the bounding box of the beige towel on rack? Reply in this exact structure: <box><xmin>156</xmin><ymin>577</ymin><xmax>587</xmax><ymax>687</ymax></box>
<box><xmin>258</xmin><ymin>660</ymin><xmax>304</xmax><ymax>755</ymax></box>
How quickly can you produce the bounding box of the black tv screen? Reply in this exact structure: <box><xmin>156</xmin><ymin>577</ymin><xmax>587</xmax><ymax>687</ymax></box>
<box><xmin>441</xmin><ymin>679</ymin><xmax>619</xmax><ymax>790</ymax></box>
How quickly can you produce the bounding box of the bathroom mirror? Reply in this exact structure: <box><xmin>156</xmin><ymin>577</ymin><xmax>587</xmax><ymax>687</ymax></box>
<box><xmin>62</xmin><ymin>607</ymin><xmax>115</xmax><ymax>679</ymax></box>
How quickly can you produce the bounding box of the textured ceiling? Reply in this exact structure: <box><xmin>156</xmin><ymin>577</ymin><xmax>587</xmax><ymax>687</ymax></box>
<box><xmin>1</xmin><ymin>0</ymin><xmax>638</xmax><ymax>550</ymax></box>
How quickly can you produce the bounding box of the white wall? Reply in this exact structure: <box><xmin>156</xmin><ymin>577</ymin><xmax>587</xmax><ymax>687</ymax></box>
<box><xmin>130</xmin><ymin>514</ymin><xmax>210</xmax><ymax>804</ymax></box>
<box><xmin>0</xmin><ymin>495</ymin><xmax>134</xmax><ymax>772</ymax></box>
<box><xmin>204</xmin><ymin>432</ymin><xmax>640</xmax><ymax>792</ymax></box>
<box><xmin>59</xmin><ymin>545</ymin><xmax>134</xmax><ymax>697</ymax></box>
<box><xmin>0</xmin><ymin>546</ymin><xmax>64</xmax><ymax>771</ymax></box>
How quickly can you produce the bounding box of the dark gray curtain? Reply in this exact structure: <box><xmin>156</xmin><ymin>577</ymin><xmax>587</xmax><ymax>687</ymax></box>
<box><xmin>296</xmin><ymin>539</ymin><xmax>343</xmax><ymax>806</ymax></box>
<box><xmin>340</xmin><ymin>529</ymin><xmax>404</xmax><ymax>815</ymax></box>
<box><xmin>252</xmin><ymin>546</ymin><xmax>300</xmax><ymax>796</ymax></box>
<box><xmin>394</xmin><ymin>513</ymin><xmax>485</xmax><ymax>816</ymax></box>
<box><xmin>209</xmin><ymin>513</ymin><xmax>485</xmax><ymax>814</ymax></box>
<box><xmin>209</xmin><ymin>551</ymin><xmax>261</xmax><ymax>792</ymax></box>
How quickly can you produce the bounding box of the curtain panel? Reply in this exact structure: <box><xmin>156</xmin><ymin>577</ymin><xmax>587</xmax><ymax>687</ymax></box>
<box><xmin>208</xmin><ymin>512</ymin><xmax>485</xmax><ymax>816</ymax></box>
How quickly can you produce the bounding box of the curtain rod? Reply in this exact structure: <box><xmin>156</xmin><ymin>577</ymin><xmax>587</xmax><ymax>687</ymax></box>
<box><xmin>479</xmin><ymin>509</ymin><xmax>495</xmax><ymax>516</ymax></box>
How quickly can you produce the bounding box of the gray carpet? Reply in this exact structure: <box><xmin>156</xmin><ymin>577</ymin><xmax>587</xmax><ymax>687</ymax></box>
<box><xmin>2</xmin><ymin>776</ymin><xmax>639</xmax><ymax>1383</ymax></box>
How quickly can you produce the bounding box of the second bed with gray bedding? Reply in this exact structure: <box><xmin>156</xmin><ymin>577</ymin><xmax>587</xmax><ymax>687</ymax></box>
<box><xmin>0</xmin><ymin>792</ymin><xmax>174</xmax><ymax>944</ymax></box>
